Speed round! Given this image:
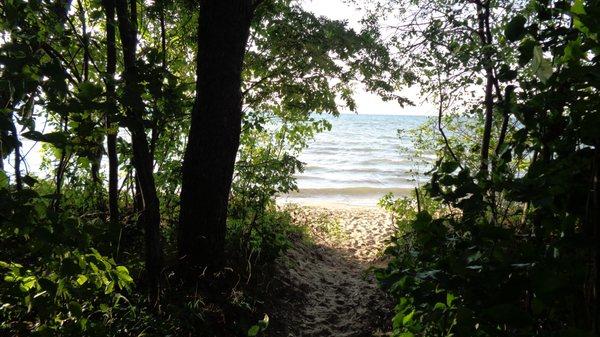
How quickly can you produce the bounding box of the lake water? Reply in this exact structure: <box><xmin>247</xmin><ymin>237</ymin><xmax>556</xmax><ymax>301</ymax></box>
<box><xmin>280</xmin><ymin>114</ymin><xmax>434</xmax><ymax>206</ymax></box>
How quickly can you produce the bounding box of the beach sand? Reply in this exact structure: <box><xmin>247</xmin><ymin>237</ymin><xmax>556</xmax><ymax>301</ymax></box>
<box><xmin>267</xmin><ymin>202</ymin><xmax>397</xmax><ymax>336</ymax></box>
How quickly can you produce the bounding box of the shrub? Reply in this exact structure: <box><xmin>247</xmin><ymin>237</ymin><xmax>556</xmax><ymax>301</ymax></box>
<box><xmin>0</xmin><ymin>184</ymin><xmax>134</xmax><ymax>337</ymax></box>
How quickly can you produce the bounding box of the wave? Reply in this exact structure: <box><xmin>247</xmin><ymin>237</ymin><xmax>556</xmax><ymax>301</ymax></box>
<box><xmin>296</xmin><ymin>176</ymin><xmax>426</xmax><ymax>187</ymax></box>
<box><xmin>287</xmin><ymin>114</ymin><xmax>434</xmax><ymax>202</ymax></box>
<box><xmin>286</xmin><ymin>186</ymin><xmax>414</xmax><ymax>197</ymax></box>
<box><xmin>301</xmin><ymin>164</ymin><xmax>423</xmax><ymax>174</ymax></box>
<box><xmin>304</xmin><ymin>146</ymin><xmax>398</xmax><ymax>156</ymax></box>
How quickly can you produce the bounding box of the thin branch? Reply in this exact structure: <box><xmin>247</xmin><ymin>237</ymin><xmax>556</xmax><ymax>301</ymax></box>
<box><xmin>436</xmin><ymin>73</ymin><xmax>464</xmax><ymax>170</ymax></box>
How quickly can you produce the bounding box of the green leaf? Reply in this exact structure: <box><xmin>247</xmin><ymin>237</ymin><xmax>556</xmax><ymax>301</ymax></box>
<box><xmin>68</xmin><ymin>301</ymin><xmax>82</xmax><ymax>317</ymax></box>
<box><xmin>19</xmin><ymin>276</ymin><xmax>37</xmax><ymax>292</ymax></box>
<box><xmin>392</xmin><ymin>311</ymin><xmax>404</xmax><ymax>329</ymax></box>
<box><xmin>22</xmin><ymin>175</ymin><xmax>37</xmax><ymax>187</ymax></box>
<box><xmin>518</xmin><ymin>38</ymin><xmax>536</xmax><ymax>66</ymax></box>
<box><xmin>440</xmin><ymin>160</ymin><xmax>459</xmax><ymax>173</ymax></box>
<box><xmin>21</xmin><ymin>131</ymin><xmax>68</xmax><ymax>147</ymax></box>
<box><xmin>77</xmin><ymin>81</ymin><xmax>103</xmax><ymax>101</ymax></box>
<box><xmin>247</xmin><ymin>325</ymin><xmax>260</xmax><ymax>336</ymax></box>
<box><xmin>105</xmin><ymin>280</ymin><xmax>115</xmax><ymax>294</ymax></box>
<box><xmin>571</xmin><ymin>0</ymin><xmax>585</xmax><ymax>15</ymax></box>
<box><xmin>497</xmin><ymin>64</ymin><xmax>517</xmax><ymax>82</ymax></box>
<box><xmin>446</xmin><ymin>293</ymin><xmax>456</xmax><ymax>307</ymax></box>
<box><xmin>76</xmin><ymin>274</ymin><xmax>88</xmax><ymax>286</ymax></box>
<box><xmin>99</xmin><ymin>303</ymin><xmax>110</xmax><ymax>313</ymax></box>
<box><xmin>402</xmin><ymin>310</ymin><xmax>415</xmax><ymax>325</ymax></box>
<box><xmin>0</xmin><ymin>170</ymin><xmax>8</xmax><ymax>189</ymax></box>
<box><xmin>505</xmin><ymin>15</ymin><xmax>527</xmax><ymax>42</ymax></box>
<box><xmin>531</xmin><ymin>45</ymin><xmax>553</xmax><ymax>83</ymax></box>
<box><xmin>115</xmin><ymin>265</ymin><xmax>133</xmax><ymax>284</ymax></box>
<box><xmin>562</xmin><ymin>39</ymin><xmax>583</xmax><ymax>63</ymax></box>
<box><xmin>434</xmin><ymin>302</ymin><xmax>447</xmax><ymax>310</ymax></box>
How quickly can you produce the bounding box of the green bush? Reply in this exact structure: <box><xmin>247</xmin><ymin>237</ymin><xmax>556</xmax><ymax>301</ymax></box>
<box><xmin>0</xmin><ymin>183</ymin><xmax>134</xmax><ymax>337</ymax></box>
<box><xmin>377</xmin><ymin>1</ymin><xmax>600</xmax><ymax>335</ymax></box>
<box><xmin>227</xmin><ymin>197</ymin><xmax>296</xmax><ymax>268</ymax></box>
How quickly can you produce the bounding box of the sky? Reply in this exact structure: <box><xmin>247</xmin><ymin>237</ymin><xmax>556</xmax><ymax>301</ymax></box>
<box><xmin>6</xmin><ymin>1</ymin><xmax>433</xmax><ymax>177</ymax></box>
<box><xmin>301</xmin><ymin>0</ymin><xmax>436</xmax><ymax>116</ymax></box>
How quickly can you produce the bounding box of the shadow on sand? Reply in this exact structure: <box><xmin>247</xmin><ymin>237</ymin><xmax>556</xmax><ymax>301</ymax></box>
<box><xmin>262</xmin><ymin>206</ymin><xmax>395</xmax><ymax>337</ymax></box>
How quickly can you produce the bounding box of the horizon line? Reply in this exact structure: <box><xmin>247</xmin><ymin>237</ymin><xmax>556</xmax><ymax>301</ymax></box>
<box><xmin>338</xmin><ymin>112</ymin><xmax>436</xmax><ymax>117</ymax></box>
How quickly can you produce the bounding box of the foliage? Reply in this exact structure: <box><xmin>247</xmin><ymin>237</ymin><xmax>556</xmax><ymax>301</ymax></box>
<box><xmin>1</xmin><ymin>0</ymin><xmax>403</xmax><ymax>334</ymax></box>
<box><xmin>379</xmin><ymin>189</ymin><xmax>443</xmax><ymax>230</ymax></box>
<box><xmin>234</xmin><ymin>0</ymin><xmax>403</xmax><ymax>219</ymax></box>
<box><xmin>227</xmin><ymin>197</ymin><xmax>298</xmax><ymax>269</ymax></box>
<box><xmin>247</xmin><ymin>313</ymin><xmax>269</xmax><ymax>337</ymax></box>
<box><xmin>377</xmin><ymin>0</ymin><xmax>600</xmax><ymax>336</ymax></box>
<box><xmin>0</xmin><ymin>183</ymin><xmax>134</xmax><ymax>336</ymax></box>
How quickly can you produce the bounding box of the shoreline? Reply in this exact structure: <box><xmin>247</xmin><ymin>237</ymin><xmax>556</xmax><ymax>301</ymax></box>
<box><xmin>276</xmin><ymin>187</ymin><xmax>412</xmax><ymax>209</ymax></box>
<box><xmin>276</xmin><ymin>199</ymin><xmax>382</xmax><ymax>210</ymax></box>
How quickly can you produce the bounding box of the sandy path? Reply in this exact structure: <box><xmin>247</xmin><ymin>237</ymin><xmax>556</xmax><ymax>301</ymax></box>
<box><xmin>267</xmin><ymin>204</ymin><xmax>396</xmax><ymax>337</ymax></box>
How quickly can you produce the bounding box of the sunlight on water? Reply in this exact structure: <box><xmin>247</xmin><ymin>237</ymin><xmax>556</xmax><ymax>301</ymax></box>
<box><xmin>280</xmin><ymin>114</ymin><xmax>434</xmax><ymax>206</ymax></box>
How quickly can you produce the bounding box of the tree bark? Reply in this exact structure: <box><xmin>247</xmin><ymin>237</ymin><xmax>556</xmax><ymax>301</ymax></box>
<box><xmin>0</xmin><ymin>138</ymin><xmax>4</xmax><ymax>171</ymax></box>
<box><xmin>52</xmin><ymin>117</ymin><xmax>70</xmax><ymax>211</ymax></box>
<box><xmin>477</xmin><ymin>0</ymin><xmax>494</xmax><ymax>177</ymax></box>
<box><xmin>159</xmin><ymin>4</ymin><xmax>166</xmax><ymax>70</ymax></box>
<box><xmin>591</xmin><ymin>147</ymin><xmax>600</xmax><ymax>331</ymax></box>
<box><xmin>78</xmin><ymin>0</ymin><xmax>104</xmax><ymax>209</ymax></box>
<box><xmin>178</xmin><ymin>0</ymin><xmax>257</xmax><ymax>269</ymax></box>
<box><xmin>481</xmin><ymin>70</ymin><xmax>494</xmax><ymax>176</ymax></box>
<box><xmin>10</xmin><ymin>113</ymin><xmax>22</xmax><ymax>191</ymax></box>
<box><xmin>115</xmin><ymin>0</ymin><xmax>162</xmax><ymax>305</ymax></box>
<box><xmin>102</xmin><ymin>0</ymin><xmax>120</xmax><ymax>255</ymax></box>
<box><xmin>493</xmin><ymin>76</ymin><xmax>508</xmax><ymax>157</ymax></box>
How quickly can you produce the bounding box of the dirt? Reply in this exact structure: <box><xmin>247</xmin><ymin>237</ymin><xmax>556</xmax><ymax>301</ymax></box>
<box><xmin>266</xmin><ymin>205</ymin><xmax>396</xmax><ymax>337</ymax></box>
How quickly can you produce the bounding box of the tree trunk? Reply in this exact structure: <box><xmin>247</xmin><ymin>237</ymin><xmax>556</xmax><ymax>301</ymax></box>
<box><xmin>493</xmin><ymin>76</ymin><xmax>508</xmax><ymax>157</ymax></box>
<box><xmin>0</xmin><ymin>138</ymin><xmax>4</xmax><ymax>171</ymax></box>
<box><xmin>115</xmin><ymin>0</ymin><xmax>162</xmax><ymax>305</ymax></box>
<box><xmin>481</xmin><ymin>70</ymin><xmax>494</xmax><ymax>176</ymax></box>
<box><xmin>591</xmin><ymin>147</ymin><xmax>600</xmax><ymax>331</ymax></box>
<box><xmin>102</xmin><ymin>0</ymin><xmax>120</xmax><ymax>255</ymax></box>
<box><xmin>10</xmin><ymin>113</ymin><xmax>22</xmax><ymax>191</ymax></box>
<box><xmin>52</xmin><ymin>117</ymin><xmax>70</xmax><ymax>211</ymax></box>
<box><xmin>477</xmin><ymin>1</ymin><xmax>494</xmax><ymax>177</ymax></box>
<box><xmin>178</xmin><ymin>0</ymin><xmax>256</xmax><ymax>269</ymax></box>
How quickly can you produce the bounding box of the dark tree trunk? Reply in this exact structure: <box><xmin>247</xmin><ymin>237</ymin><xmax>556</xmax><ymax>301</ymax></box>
<box><xmin>159</xmin><ymin>4</ymin><xmax>166</xmax><ymax>70</ymax></box>
<box><xmin>134</xmin><ymin>173</ymin><xmax>144</xmax><ymax>213</ymax></box>
<box><xmin>115</xmin><ymin>0</ymin><xmax>162</xmax><ymax>305</ymax></box>
<box><xmin>102</xmin><ymin>0</ymin><xmax>120</xmax><ymax>254</ymax></box>
<box><xmin>480</xmin><ymin>70</ymin><xmax>494</xmax><ymax>176</ymax></box>
<box><xmin>77</xmin><ymin>0</ymin><xmax>90</xmax><ymax>82</ymax></box>
<box><xmin>53</xmin><ymin>0</ymin><xmax>72</xmax><ymax>20</ymax></box>
<box><xmin>50</xmin><ymin>0</ymin><xmax>76</xmax><ymax>210</ymax></box>
<box><xmin>0</xmin><ymin>139</ymin><xmax>4</xmax><ymax>171</ymax></box>
<box><xmin>477</xmin><ymin>1</ymin><xmax>494</xmax><ymax>177</ymax></box>
<box><xmin>148</xmin><ymin>1</ymin><xmax>167</xmax><ymax>161</ymax></box>
<box><xmin>178</xmin><ymin>0</ymin><xmax>257</xmax><ymax>269</ymax></box>
<box><xmin>590</xmin><ymin>147</ymin><xmax>600</xmax><ymax>331</ymax></box>
<box><xmin>78</xmin><ymin>0</ymin><xmax>104</xmax><ymax>210</ymax></box>
<box><xmin>493</xmin><ymin>76</ymin><xmax>508</xmax><ymax>157</ymax></box>
<box><xmin>10</xmin><ymin>114</ymin><xmax>22</xmax><ymax>191</ymax></box>
<box><xmin>52</xmin><ymin>118</ymin><xmax>70</xmax><ymax>211</ymax></box>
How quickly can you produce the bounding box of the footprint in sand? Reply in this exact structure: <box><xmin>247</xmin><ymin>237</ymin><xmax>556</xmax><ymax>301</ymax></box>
<box><xmin>269</xmin><ymin>205</ymin><xmax>393</xmax><ymax>336</ymax></box>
